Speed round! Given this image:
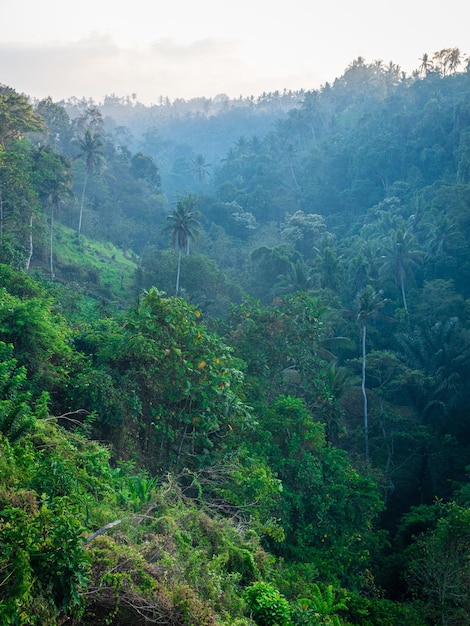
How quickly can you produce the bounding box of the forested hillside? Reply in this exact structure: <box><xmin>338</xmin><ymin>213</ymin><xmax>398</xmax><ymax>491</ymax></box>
<box><xmin>1</xmin><ymin>49</ymin><xmax>470</xmax><ymax>625</ymax></box>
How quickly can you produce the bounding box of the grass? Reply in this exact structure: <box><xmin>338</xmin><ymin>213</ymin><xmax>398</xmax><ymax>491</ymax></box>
<box><xmin>32</xmin><ymin>223</ymin><xmax>140</xmax><ymax>310</ymax></box>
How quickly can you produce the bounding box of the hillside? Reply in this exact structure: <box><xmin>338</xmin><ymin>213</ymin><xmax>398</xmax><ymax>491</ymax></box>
<box><xmin>1</xmin><ymin>51</ymin><xmax>470</xmax><ymax>625</ymax></box>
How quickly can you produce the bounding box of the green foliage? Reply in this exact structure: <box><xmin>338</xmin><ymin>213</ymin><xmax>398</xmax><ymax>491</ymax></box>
<box><xmin>0</xmin><ymin>86</ymin><xmax>44</xmax><ymax>148</ymax></box>
<box><xmin>291</xmin><ymin>584</ymin><xmax>348</xmax><ymax>625</ymax></box>
<box><xmin>89</xmin><ymin>287</ymin><xmax>253</xmax><ymax>471</ymax></box>
<box><xmin>0</xmin><ymin>416</ymin><xmax>126</xmax><ymax>625</ymax></box>
<box><xmin>2</xmin><ymin>66</ymin><xmax>470</xmax><ymax>625</ymax></box>
<box><xmin>0</xmin><ymin>342</ymin><xmax>37</xmax><ymax>441</ymax></box>
<box><xmin>400</xmin><ymin>501</ymin><xmax>470</xmax><ymax>625</ymax></box>
<box><xmin>140</xmin><ymin>247</ymin><xmax>240</xmax><ymax>315</ymax></box>
<box><xmin>0</xmin><ymin>493</ymin><xmax>89</xmax><ymax>624</ymax></box>
<box><xmin>253</xmin><ymin>396</ymin><xmax>384</xmax><ymax>587</ymax></box>
<box><xmin>0</xmin><ymin>283</ymin><xmax>73</xmax><ymax>400</ymax></box>
<box><xmin>343</xmin><ymin>593</ymin><xmax>426</xmax><ymax>626</ymax></box>
<box><xmin>0</xmin><ymin>140</ymin><xmax>41</xmax><ymax>268</ymax></box>
<box><xmin>226</xmin><ymin>294</ymin><xmax>333</xmax><ymax>409</ymax></box>
<box><xmin>244</xmin><ymin>582</ymin><xmax>291</xmax><ymax>626</ymax></box>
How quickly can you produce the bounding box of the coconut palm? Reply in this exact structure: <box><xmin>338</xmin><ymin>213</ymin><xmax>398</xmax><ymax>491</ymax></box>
<box><xmin>162</xmin><ymin>195</ymin><xmax>201</xmax><ymax>295</ymax></box>
<box><xmin>423</xmin><ymin>214</ymin><xmax>461</xmax><ymax>259</ymax></box>
<box><xmin>32</xmin><ymin>147</ymin><xmax>73</xmax><ymax>276</ymax></box>
<box><xmin>418</xmin><ymin>53</ymin><xmax>433</xmax><ymax>77</ymax></box>
<box><xmin>38</xmin><ymin>155</ymin><xmax>73</xmax><ymax>278</ymax></box>
<box><xmin>76</xmin><ymin>130</ymin><xmax>103</xmax><ymax>235</ymax></box>
<box><xmin>191</xmin><ymin>154</ymin><xmax>211</xmax><ymax>184</ymax></box>
<box><xmin>447</xmin><ymin>48</ymin><xmax>462</xmax><ymax>74</ymax></box>
<box><xmin>379</xmin><ymin>228</ymin><xmax>423</xmax><ymax>315</ymax></box>
<box><xmin>396</xmin><ymin>317</ymin><xmax>470</xmax><ymax>425</ymax></box>
<box><xmin>272</xmin><ymin>258</ymin><xmax>314</xmax><ymax>296</ymax></box>
<box><xmin>357</xmin><ymin>285</ymin><xmax>387</xmax><ymax>464</ymax></box>
<box><xmin>313</xmin><ymin>238</ymin><xmax>344</xmax><ymax>292</ymax></box>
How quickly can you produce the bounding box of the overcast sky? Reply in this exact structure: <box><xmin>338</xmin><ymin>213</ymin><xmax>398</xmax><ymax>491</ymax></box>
<box><xmin>1</xmin><ymin>0</ymin><xmax>468</xmax><ymax>104</ymax></box>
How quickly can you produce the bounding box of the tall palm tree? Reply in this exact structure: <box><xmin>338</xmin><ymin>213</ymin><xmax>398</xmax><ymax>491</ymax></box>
<box><xmin>76</xmin><ymin>130</ymin><xmax>103</xmax><ymax>235</ymax></box>
<box><xmin>418</xmin><ymin>53</ymin><xmax>433</xmax><ymax>77</ymax></box>
<box><xmin>282</xmin><ymin>141</ymin><xmax>301</xmax><ymax>191</ymax></box>
<box><xmin>40</xmin><ymin>159</ymin><xmax>72</xmax><ymax>278</ymax></box>
<box><xmin>423</xmin><ymin>214</ymin><xmax>460</xmax><ymax>259</ymax></box>
<box><xmin>447</xmin><ymin>48</ymin><xmax>462</xmax><ymax>74</ymax></box>
<box><xmin>162</xmin><ymin>195</ymin><xmax>201</xmax><ymax>295</ymax></box>
<box><xmin>379</xmin><ymin>228</ymin><xmax>423</xmax><ymax>316</ymax></box>
<box><xmin>357</xmin><ymin>286</ymin><xmax>386</xmax><ymax>465</ymax></box>
<box><xmin>191</xmin><ymin>154</ymin><xmax>211</xmax><ymax>183</ymax></box>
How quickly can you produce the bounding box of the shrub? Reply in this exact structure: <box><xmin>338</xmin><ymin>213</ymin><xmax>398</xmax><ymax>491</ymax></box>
<box><xmin>244</xmin><ymin>582</ymin><xmax>291</xmax><ymax>626</ymax></box>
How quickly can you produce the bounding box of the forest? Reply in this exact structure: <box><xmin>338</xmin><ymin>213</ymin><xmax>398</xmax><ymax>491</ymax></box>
<box><xmin>1</xmin><ymin>47</ymin><xmax>470</xmax><ymax>625</ymax></box>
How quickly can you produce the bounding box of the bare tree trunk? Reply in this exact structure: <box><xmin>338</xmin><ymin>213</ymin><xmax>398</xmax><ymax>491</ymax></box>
<box><xmin>0</xmin><ymin>187</ymin><xmax>3</xmax><ymax>242</ymax></box>
<box><xmin>78</xmin><ymin>172</ymin><xmax>88</xmax><ymax>235</ymax></box>
<box><xmin>400</xmin><ymin>278</ymin><xmax>408</xmax><ymax>315</ymax></box>
<box><xmin>361</xmin><ymin>321</ymin><xmax>369</xmax><ymax>465</ymax></box>
<box><xmin>25</xmin><ymin>213</ymin><xmax>33</xmax><ymax>270</ymax></box>
<box><xmin>175</xmin><ymin>249</ymin><xmax>182</xmax><ymax>295</ymax></box>
<box><xmin>50</xmin><ymin>206</ymin><xmax>54</xmax><ymax>279</ymax></box>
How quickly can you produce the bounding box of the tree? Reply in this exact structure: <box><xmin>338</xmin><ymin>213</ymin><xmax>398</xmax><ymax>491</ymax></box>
<box><xmin>433</xmin><ymin>48</ymin><xmax>462</xmax><ymax>76</ymax></box>
<box><xmin>280</xmin><ymin>211</ymin><xmax>327</xmax><ymax>259</ymax></box>
<box><xmin>191</xmin><ymin>153</ymin><xmax>211</xmax><ymax>183</ymax></box>
<box><xmin>90</xmin><ymin>288</ymin><xmax>252</xmax><ymax>472</ymax></box>
<box><xmin>272</xmin><ymin>258</ymin><xmax>314</xmax><ymax>296</ymax></box>
<box><xmin>130</xmin><ymin>151</ymin><xmax>161</xmax><ymax>190</ymax></box>
<box><xmin>0</xmin><ymin>89</ymin><xmax>44</xmax><ymax>268</ymax></box>
<box><xmin>35</xmin><ymin>97</ymin><xmax>73</xmax><ymax>153</ymax></box>
<box><xmin>403</xmin><ymin>502</ymin><xmax>470</xmax><ymax>625</ymax></box>
<box><xmin>356</xmin><ymin>286</ymin><xmax>386</xmax><ymax>464</ymax></box>
<box><xmin>76</xmin><ymin>130</ymin><xmax>103</xmax><ymax>235</ymax></box>
<box><xmin>0</xmin><ymin>140</ymin><xmax>40</xmax><ymax>269</ymax></box>
<box><xmin>251</xmin><ymin>395</ymin><xmax>383</xmax><ymax>586</ymax></box>
<box><xmin>379</xmin><ymin>228</ymin><xmax>423</xmax><ymax>316</ymax></box>
<box><xmin>418</xmin><ymin>53</ymin><xmax>433</xmax><ymax>77</ymax></box>
<box><xmin>313</xmin><ymin>235</ymin><xmax>344</xmax><ymax>292</ymax></box>
<box><xmin>0</xmin><ymin>85</ymin><xmax>44</xmax><ymax>149</ymax></box>
<box><xmin>162</xmin><ymin>194</ymin><xmax>201</xmax><ymax>295</ymax></box>
<box><xmin>33</xmin><ymin>147</ymin><xmax>72</xmax><ymax>277</ymax></box>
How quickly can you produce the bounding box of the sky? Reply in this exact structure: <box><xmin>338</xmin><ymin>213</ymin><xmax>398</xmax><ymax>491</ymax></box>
<box><xmin>1</xmin><ymin>0</ymin><xmax>468</xmax><ymax>105</ymax></box>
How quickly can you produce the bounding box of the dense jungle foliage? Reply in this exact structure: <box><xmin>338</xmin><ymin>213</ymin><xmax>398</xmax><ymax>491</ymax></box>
<box><xmin>1</xmin><ymin>48</ymin><xmax>470</xmax><ymax>625</ymax></box>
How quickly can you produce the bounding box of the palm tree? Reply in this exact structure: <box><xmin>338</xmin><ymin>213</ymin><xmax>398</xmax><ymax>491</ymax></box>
<box><xmin>418</xmin><ymin>53</ymin><xmax>433</xmax><ymax>77</ymax></box>
<box><xmin>379</xmin><ymin>228</ymin><xmax>423</xmax><ymax>316</ymax></box>
<box><xmin>76</xmin><ymin>130</ymin><xmax>103</xmax><ymax>235</ymax></box>
<box><xmin>447</xmin><ymin>48</ymin><xmax>462</xmax><ymax>74</ymax></box>
<box><xmin>313</xmin><ymin>239</ymin><xmax>343</xmax><ymax>292</ymax></box>
<box><xmin>423</xmin><ymin>214</ymin><xmax>460</xmax><ymax>259</ymax></box>
<box><xmin>282</xmin><ymin>142</ymin><xmax>301</xmax><ymax>191</ymax></box>
<box><xmin>46</xmin><ymin>166</ymin><xmax>73</xmax><ymax>279</ymax></box>
<box><xmin>191</xmin><ymin>154</ymin><xmax>211</xmax><ymax>183</ymax></box>
<box><xmin>272</xmin><ymin>258</ymin><xmax>314</xmax><ymax>296</ymax></box>
<box><xmin>162</xmin><ymin>195</ymin><xmax>201</xmax><ymax>295</ymax></box>
<box><xmin>33</xmin><ymin>147</ymin><xmax>72</xmax><ymax>276</ymax></box>
<box><xmin>357</xmin><ymin>286</ymin><xmax>386</xmax><ymax>464</ymax></box>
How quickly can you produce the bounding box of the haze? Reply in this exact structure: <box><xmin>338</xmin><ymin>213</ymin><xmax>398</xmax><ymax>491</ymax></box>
<box><xmin>1</xmin><ymin>0</ymin><xmax>468</xmax><ymax>104</ymax></box>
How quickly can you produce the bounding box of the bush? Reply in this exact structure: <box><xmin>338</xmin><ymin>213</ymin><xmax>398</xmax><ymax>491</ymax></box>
<box><xmin>244</xmin><ymin>582</ymin><xmax>291</xmax><ymax>626</ymax></box>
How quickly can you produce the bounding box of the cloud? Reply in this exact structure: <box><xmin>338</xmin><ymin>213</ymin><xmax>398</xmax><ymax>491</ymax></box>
<box><xmin>0</xmin><ymin>34</ymin><xmax>255</xmax><ymax>103</ymax></box>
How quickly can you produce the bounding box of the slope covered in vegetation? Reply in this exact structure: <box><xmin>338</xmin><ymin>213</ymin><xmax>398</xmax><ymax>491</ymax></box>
<box><xmin>1</xmin><ymin>49</ymin><xmax>470</xmax><ymax>625</ymax></box>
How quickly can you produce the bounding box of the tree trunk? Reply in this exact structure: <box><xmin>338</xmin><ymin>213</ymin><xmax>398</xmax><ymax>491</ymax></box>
<box><xmin>78</xmin><ymin>171</ymin><xmax>88</xmax><ymax>235</ymax></box>
<box><xmin>50</xmin><ymin>206</ymin><xmax>54</xmax><ymax>279</ymax></box>
<box><xmin>361</xmin><ymin>321</ymin><xmax>369</xmax><ymax>465</ymax></box>
<box><xmin>0</xmin><ymin>187</ymin><xmax>3</xmax><ymax>242</ymax></box>
<box><xmin>25</xmin><ymin>213</ymin><xmax>33</xmax><ymax>270</ymax></box>
<box><xmin>175</xmin><ymin>249</ymin><xmax>182</xmax><ymax>295</ymax></box>
<box><xmin>400</xmin><ymin>277</ymin><xmax>408</xmax><ymax>315</ymax></box>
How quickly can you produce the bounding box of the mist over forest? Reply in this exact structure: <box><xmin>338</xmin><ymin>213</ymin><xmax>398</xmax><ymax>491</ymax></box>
<box><xmin>1</xmin><ymin>48</ymin><xmax>470</xmax><ymax>625</ymax></box>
